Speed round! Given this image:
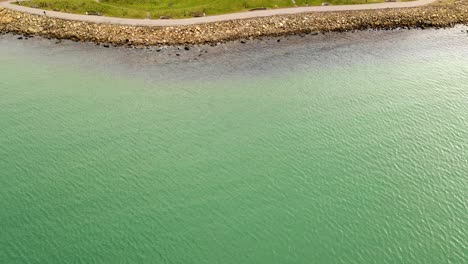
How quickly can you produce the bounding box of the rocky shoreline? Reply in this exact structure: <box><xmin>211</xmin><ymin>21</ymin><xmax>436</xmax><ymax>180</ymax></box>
<box><xmin>1</xmin><ymin>0</ymin><xmax>468</xmax><ymax>46</ymax></box>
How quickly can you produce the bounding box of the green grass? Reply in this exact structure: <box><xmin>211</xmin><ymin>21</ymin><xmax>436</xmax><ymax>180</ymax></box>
<box><xmin>20</xmin><ymin>0</ymin><xmax>390</xmax><ymax>19</ymax></box>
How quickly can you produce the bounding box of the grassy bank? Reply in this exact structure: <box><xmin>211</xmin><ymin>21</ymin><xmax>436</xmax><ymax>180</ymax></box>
<box><xmin>19</xmin><ymin>0</ymin><xmax>387</xmax><ymax>19</ymax></box>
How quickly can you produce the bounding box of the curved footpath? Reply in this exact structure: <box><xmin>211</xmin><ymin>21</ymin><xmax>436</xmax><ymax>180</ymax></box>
<box><xmin>1</xmin><ymin>0</ymin><xmax>437</xmax><ymax>26</ymax></box>
<box><xmin>1</xmin><ymin>0</ymin><xmax>468</xmax><ymax>46</ymax></box>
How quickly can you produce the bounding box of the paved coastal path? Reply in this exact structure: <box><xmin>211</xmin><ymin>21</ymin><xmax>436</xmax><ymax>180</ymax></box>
<box><xmin>0</xmin><ymin>0</ymin><xmax>438</xmax><ymax>26</ymax></box>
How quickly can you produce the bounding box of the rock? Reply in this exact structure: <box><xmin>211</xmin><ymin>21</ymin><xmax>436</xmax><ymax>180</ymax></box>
<box><xmin>250</xmin><ymin>7</ymin><xmax>267</xmax><ymax>11</ymax></box>
<box><xmin>184</xmin><ymin>46</ymin><xmax>190</xmax><ymax>50</ymax></box>
<box><xmin>2</xmin><ymin>17</ymin><xmax>12</xmax><ymax>23</ymax></box>
<box><xmin>160</xmin><ymin>16</ymin><xmax>171</xmax><ymax>19</ymax></box>
<box><xmin>190</xmin><ymin>11</ymin><xmax>205</xmax><ymax>18</ymax></box>
<box><xmin>86</xmin><ymin>11</ymin><xmax>103</xmax><ymax>16</ymax></box>
<box><xmin>27</xmin><ymin>27</ymin><xmax>38</xmax><ymax>33</ymax></box>
<box><xmin>1</xmin><ymin>0</ymin><xmax>468</xmax><ymax>47</ymax></box>
<box><xmin>17</xmin><ymin>36</ymin><xmax>23</xmax><ymax>39</ymax></box>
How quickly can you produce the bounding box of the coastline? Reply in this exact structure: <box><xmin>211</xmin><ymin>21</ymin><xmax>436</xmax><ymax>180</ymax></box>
<box><xmin>1</xmin><ymin>0</ymin><xmax>468</xmax><ymax>46</ymax></box>
<box><xmin>1</xmin><ymin>0</ymin><xmax>438</xmax><ymax>26</ymax></box>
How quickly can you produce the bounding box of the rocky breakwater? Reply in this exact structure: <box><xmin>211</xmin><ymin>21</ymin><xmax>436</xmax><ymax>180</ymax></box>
<box><xmin>1</xmin><ymin>0</ymin><xmax>468</xmax><ymax>46</ymax></box>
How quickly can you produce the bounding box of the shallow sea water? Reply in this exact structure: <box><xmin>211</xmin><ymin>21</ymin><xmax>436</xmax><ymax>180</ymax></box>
<box><xmin>1</xmin><ymin>28</ymin><xmax>467</xmax><ymax>263</ymax></box>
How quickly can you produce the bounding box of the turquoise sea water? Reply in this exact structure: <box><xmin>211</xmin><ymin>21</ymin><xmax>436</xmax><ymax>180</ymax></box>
<box><xmin>1</xmin><ymin>29</ymin><xmax>467</xmax><ymax>263</ymax></box>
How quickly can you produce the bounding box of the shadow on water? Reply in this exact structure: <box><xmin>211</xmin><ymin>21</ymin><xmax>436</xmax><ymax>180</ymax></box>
<box><xmin>1</xmin><ymin>25</ymin><xmax>467</xmax><ymax>84</ymax></box>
